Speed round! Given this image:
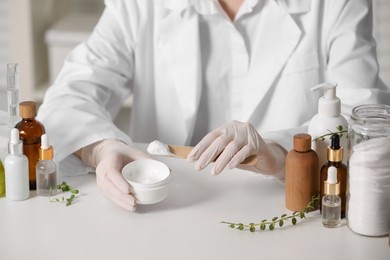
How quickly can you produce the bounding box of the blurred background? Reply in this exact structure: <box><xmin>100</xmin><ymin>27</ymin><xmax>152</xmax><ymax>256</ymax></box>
<box><xmin>0</xmin><ymin>0</ymin><xmax>133</xmax><ymax>130</ymax></box>
<box><xmin>0</xmin><ymin>0</ymin><xmax>389</xmax><ymax>125</ymax></box>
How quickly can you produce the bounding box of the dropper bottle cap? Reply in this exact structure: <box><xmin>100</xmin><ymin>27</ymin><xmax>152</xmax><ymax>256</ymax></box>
<box><xmin>39</xmin><ymin>134</ymin><xmax>54</xmax><ymax>160</ymax></box>
<box><xmin>324</xmin><ymin>166</ymin><xmax>340</xmax><ymax>195</ymax></box>
<box><xmin>327</xmin><ymin>133</ymin><xmax>344</xmax><ymax>162</ymax></box>
<box><xmin>8</xmin><ymin>128</ymin><xmax>23</xmax><ymax>155</ymax></box>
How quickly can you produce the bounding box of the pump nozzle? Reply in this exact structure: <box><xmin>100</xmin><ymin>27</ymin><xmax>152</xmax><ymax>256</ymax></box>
<box><xmin>311</xmin><ymin>82</ymin><xmax>338</xmax><ymax>99</ymax></box>
<box><xmin>311</xmin><ymin>81</ymin><xmax>341</xmax><ymax>116</ymax></box>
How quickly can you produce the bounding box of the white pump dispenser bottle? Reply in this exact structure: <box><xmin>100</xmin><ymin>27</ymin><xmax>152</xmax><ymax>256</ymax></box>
<box><xmin>308</xmin><ymin>82</ymin><xmax>348</xmax><ymax>168</ymax></box>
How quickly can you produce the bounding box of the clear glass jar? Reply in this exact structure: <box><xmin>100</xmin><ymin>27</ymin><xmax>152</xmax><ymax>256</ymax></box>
<box><xmin>346</xmin><ymin>104</ymin><xmax>390</xmax><ymax>237</ymax></box>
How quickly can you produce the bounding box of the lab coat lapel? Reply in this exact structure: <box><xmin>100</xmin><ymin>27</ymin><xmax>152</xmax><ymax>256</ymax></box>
<box><xmin>155</xmin><ymin>3</ymin><xmax>201</xmax><ymax>145</ymax></box>
<box><xmin>242</xmin><ymin>0</ymin><xmax>303</xmax><ymax>122</ymax></box>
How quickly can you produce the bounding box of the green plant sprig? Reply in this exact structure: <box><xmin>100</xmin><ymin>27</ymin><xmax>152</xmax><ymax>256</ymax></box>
<box><xmin>221</xmin><ymin>193</ymin><xmax>320</xmax><ymax>232</ymax></box>
<box><xmin>312</xmin><ymin>125</ymin><xmax>347</xmax><ymax>143</ymax></box>
<box><xmin>49</xmin><ymin>182</ymin><xmax>79</xmax><ymax>206</ymax></box>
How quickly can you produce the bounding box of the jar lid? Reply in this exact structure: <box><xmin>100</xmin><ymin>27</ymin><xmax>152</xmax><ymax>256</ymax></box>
<box><xmin>293</xmin><ymin>133</ymin><xmax>312</xmax><ymax>152</ymax></box>
<box><xmin>19</xmin><ymin>101</ymin><xmax>37</xmax><ymax>119</ymax></box>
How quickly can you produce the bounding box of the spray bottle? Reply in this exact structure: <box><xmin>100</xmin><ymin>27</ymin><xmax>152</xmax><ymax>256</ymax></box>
<box><xmin>307</xmin><ymin>82</ymin><xmax>348</xmax><ymax>168</ymax></box>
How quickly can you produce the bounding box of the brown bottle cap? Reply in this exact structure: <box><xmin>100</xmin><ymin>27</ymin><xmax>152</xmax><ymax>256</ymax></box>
<box><xmin>293</xmin><ymin>133</ymin><xmax>312</xmax><ymax>152</ymax></box>
<box><xmin>19</xmin><ymin>101</ymin><xmax>37</xmax><ymax>118</ymax></box>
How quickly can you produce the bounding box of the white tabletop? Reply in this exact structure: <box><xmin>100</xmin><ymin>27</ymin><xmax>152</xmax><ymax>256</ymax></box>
<box><xmin>0</xmin><ymin>143</ymin><xmax>389</xmax><ymax>260</ymax></box>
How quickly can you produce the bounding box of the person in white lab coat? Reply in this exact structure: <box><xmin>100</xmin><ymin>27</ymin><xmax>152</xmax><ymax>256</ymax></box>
<box><xmin>38</xmin><ymin>0</ymin><xmax>390</xmax><ymax>211</ymax></box>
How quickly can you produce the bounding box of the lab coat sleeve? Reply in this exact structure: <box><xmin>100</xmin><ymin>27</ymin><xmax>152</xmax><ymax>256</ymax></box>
<box><xmin>325</xmin><ymin>0</ymin><xmax>390</xmax><ymax>116</ymax></box>
<box><xmin>37</xmin><ymin>0</ymin><xmax>138</xmax><ymax>164</ymax></box>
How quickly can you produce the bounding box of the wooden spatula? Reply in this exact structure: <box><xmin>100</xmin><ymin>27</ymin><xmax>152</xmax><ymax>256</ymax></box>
<box><xmin>168</xmin><ymin>145</ymin><xmax>258</xmax><ymax>166</ymax></box>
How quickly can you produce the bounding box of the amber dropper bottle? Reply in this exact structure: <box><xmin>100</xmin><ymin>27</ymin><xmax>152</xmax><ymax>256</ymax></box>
<box><xmin>319</xmin><ymin>133</ymin><xmax>347</xmax><ymax>218</ymax></box>
<box><xmin>15</xmin><ymin>101</ymin><xmax>45</xmax><ymax>190</ymax></box>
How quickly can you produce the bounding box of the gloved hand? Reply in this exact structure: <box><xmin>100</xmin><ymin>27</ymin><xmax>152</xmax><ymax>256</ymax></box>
<box><xmin>187</xmin><ymin>120</ymin><xmax>286</xmax><ymax>176</ymax></box>
<box><xmin>79</xmin><ymin>139</ymin><xmax>152</xmax><ymax>211</ymax></box>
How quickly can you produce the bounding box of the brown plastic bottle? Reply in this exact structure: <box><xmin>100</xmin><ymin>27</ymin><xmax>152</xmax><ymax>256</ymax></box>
<box><xmin>15</xmin><ymin>101</ymin><xmax>45</xmax><ymax>190</ymax></box>
<box><xmin>285</xmin><ymin>133</ymin><xmax>319</xmax><ymax>211</ymax></box>
<box><xmin>319</xmin><ymin>133</ymin><xmax>347</xmax><ymax>218</ymax></box>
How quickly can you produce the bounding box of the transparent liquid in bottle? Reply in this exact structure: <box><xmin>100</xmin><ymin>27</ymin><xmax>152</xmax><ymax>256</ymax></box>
<box><xmin>322</xmin><ymin>196</ymin><xmax>341</xmax><ymax>228</ymax></box>
<box><xmin>36</xmin><ymin>160</ymin><xmax>57</xmax><ymax>196</ymax></box>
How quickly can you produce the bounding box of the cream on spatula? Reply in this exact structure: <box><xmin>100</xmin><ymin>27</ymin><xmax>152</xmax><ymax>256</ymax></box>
<box><xmin>147</xmin><ymin>140</ymin><xmax>257</xmax><ymax>166</ymax></box>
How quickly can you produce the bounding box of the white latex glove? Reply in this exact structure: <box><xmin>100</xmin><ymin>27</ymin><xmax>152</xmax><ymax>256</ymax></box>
<box><xmin>80</xmin><ymin>139</ymin><xmax>151</xmax><ymax>211</ymax></box>
<box><xmin>187</xmin><ymin>120</ymin><xmax>286</xmax><ymax>177</ymax></box>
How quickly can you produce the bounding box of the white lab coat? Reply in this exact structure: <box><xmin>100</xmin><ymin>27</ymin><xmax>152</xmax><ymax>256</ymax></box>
<box><xmin>38</xmin><ymin>0</ymin><xmax>390</xmax><ymax>164</ymax></box>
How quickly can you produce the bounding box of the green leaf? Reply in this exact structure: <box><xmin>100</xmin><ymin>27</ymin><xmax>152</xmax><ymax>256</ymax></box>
<box><xmin>279</xmin><ymin>220</ymin><xmax>284</xmax><ymax>227</ymax></box>
<box><xmin>292</xmin><ymin>218</ymin><xmax>297</xmax><ymax>225</ymax></box>
<box><xmin>260</xmin><ymin>224</ymin><xmax>266</xmax><ymax>230</ymax></box>
<box><xmin>222</xmin><ymin>193</ymin><xmax>320</xmax><ymax>232</ymax></box>
<box><xmin>269</xmin><ymin>224</ymin><xmax>275</xmax><ymax>231</ymax></box>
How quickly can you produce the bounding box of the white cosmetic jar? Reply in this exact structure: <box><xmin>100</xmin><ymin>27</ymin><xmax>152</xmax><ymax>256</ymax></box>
<box><xmin>122</xmin><ymin>159</ymin><xmax>171</xmax><ymax>205</ymax></box>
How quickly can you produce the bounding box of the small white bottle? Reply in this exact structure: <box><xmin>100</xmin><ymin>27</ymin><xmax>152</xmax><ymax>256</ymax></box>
<box><xmin>322</xmin><ymin>166</ymin><xmax>341</xmax><ymax>228</ymax></box>
<box><xmin>308</xmin><ymin>82</ymin><xmax>348</xmax><ymax>168</ymax></box>
<box><xmin>4</xmin><ymin>128</ymin><xmax>29</xmax><ymax>201</ymax></box>
<box><xmin>36</xmin><ymin>134</ymin><xmax>57</xmax><ymax>196</ymax></box>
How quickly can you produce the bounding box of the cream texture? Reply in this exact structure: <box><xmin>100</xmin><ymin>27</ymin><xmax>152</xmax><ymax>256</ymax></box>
<box><xmin>147</xmin><ymin>140</ymin><xmax>175</xmax><ymax>157</ymax></box>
